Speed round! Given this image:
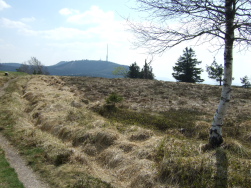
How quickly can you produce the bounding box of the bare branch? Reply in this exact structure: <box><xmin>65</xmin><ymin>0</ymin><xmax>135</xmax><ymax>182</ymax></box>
<box><xmin>129</xmin><ymin>0</ymin><xmax>251</xmax><ymax>54</ymax></box>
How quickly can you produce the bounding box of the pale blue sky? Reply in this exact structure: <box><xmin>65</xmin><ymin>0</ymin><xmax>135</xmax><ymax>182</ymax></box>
<box><xmin>0</xmin><ymin>0</ymin><xmax>250</xmax><ymax>85</ymax></box>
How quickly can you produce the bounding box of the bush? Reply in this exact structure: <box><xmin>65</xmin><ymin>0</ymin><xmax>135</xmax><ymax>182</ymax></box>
<box><xmin>105</xmin><ymin>93</ymin><xmax>123</xmax><ymax>106</ymax></box>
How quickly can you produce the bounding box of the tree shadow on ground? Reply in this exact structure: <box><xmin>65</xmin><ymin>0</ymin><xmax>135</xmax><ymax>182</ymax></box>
<box><xmin>215</xmin><ymin>148</ymin><xmax>228</xmax><ymax>188</ymax></box>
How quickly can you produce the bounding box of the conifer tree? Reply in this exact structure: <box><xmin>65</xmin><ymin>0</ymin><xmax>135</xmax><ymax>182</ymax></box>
<box><xmin>240</xmin><ymin>76</ymin><xmax>250</xmax><ymax>88</ymax></box>
<box><xmin>140</xmin><ymin>59</ymin><xmax>155</xmax><ymax>79</ymax></box>
<box><xmin>172</xmin><ymin>47</ymin><xmax>204</xmax><ymax>83</ymax></box>
<box><xmin>127</xmin><ymin>62</ymin><xmax>141</xmax><ymax>78</ymax></box>
<box><xmin>206</xmin><ymin>59</ymin><xmax>224</xmax><ymax>86</ymax></box>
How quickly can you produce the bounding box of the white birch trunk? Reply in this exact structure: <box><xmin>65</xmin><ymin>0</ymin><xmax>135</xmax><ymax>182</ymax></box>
<box><xmin>209</xmin><ymin>0</ymin><xmax>234</xmax><ymax>147</ymax></box>
<box><xmin>209</xmin><ymin>49</ymin><xmax>232</xmax><ymax>147</ymax></box>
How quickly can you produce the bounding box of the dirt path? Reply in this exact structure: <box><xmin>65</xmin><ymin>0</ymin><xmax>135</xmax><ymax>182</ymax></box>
<box><xmin>0</xmin><ymin>77</ymin><xmax>50</xmax><ymax>188</ymax></box>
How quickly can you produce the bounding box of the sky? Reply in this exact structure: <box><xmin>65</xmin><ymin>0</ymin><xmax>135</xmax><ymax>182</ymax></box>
<box><xmin>0</xmin><ymin>0</ymin><xmax>251</xmax><ymax>85</ymax></box>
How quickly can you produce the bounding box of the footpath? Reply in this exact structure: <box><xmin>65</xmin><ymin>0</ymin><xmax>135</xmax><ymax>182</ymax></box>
<box><xmin>0</xmin><ymin>78</ymin><xmax>50</xmax><ymax>188</ymax></box>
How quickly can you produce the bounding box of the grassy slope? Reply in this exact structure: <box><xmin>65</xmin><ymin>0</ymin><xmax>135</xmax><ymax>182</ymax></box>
<box><xmin>0</xmin><ymin>73</ymin><xmax>251</xmax><ymax>187</ymax></box>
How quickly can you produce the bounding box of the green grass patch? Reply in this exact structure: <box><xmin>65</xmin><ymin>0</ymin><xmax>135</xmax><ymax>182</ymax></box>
<box><xmin>0</xmin><ymin>149</ymin><xmax>24</xmax><ymax>188</ymax></box>
<box><xmin>73</xmin><ymin>173</ymin><xmax>113</xmax><ymax>188</ymax></box>
<box><xmin>97</xmin><ymin>106</ymin><xmax>201</xmax><ymax>131</ymax></box>
<box><xmin>0</xmin><ymin>110</ymin><xmax>15</xmax><ymax>128</ymax></box>
<box><xmin>20</xmin><ymin>147</ymin><xmax>47</xmax><ymax>167</ymax></box>
<box><xmin>0</xmin><ymin>71</ymin><xmax>28</xmax><ymax>76</ymax></box>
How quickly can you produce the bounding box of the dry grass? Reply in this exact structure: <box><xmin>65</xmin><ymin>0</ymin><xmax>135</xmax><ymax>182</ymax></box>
<box><xmin>0</xmin><ymin>74</ymin><xmax>251</xmax><ymax>187</ymax></box>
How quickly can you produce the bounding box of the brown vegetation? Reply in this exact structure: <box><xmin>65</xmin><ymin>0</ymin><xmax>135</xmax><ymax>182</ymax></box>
<box><xmin>0</xmin><ymin>74</ymin><xmax>251</xmax><ymax>187</ymax></box>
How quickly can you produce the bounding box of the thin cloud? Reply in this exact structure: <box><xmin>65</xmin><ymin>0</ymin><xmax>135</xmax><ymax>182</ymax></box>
<box><xmin>59</xmin><ymin>8</ymin><xmax>79</xmax><ymax>16</ymax></box>
<box><xmin>0</xmin><ymin>0</ymin><xmax>10</xmax><ymax>11</ymax></box>
<box><xmin>1</xmin><ymin>6</ymin><xmax>130</xmax><ymax>43</ymax></box>
<box><xmin>20</xmin><ymin>17</ymin><xmax>36</xmax><ymax>23</ymax></box>
<box><xmin>65</xmin><ymin>6</ymin><xmax>114</xmax><ymax>25</ymax></box>
<box><xmin>58</xmin><ymin>6</ymin><xmax>130</xmax><ymax>43</ymax></box>
<box><xmin>0</xmin><ymin>18</ymin><xmax>27</xmax><ymax>29</ymax></box>
<box><xmin>0</xmin><ymin>18</ymin><xmax>37</xmax><ymax>36</ymax></box>
<box><xmin>40</xmin><ymin>27</ymin><xmax>89</xmax><ymax>40</ymax></box>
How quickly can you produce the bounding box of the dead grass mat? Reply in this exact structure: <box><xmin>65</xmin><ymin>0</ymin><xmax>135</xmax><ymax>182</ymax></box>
<box><xmin>0</xmin><ymin>75</ymin><xmax>251</xmax><ymax>187</ymax></box>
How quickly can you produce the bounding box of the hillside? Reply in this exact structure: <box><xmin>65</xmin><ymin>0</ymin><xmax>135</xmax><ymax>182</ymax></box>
<box><xmin>0</xmin><ymin>60</ymin><xmax>129</xmax><ymax>78</ymax></box>
<box><xmin>0</xmin><ymin>73</ymin><xmax>251</xmax><ymax>187</ymax></box>
<box><xmin>0</xmin><ymin>63</ymin><xmax>21</xmax><ymax>72</ymax></box>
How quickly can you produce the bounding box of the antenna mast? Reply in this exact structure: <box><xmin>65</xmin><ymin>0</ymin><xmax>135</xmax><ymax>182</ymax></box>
<box><xmin>106</xmin><ymin>44</ymin><xmax>108</xmax><ymax>62</ymax></box>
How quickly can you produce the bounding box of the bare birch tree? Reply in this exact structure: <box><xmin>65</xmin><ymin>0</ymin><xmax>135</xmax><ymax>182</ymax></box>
<box><xmin>129</xmin><ymin>0</ymin><xmax>251</xmax><ymax>147</ymax></box>
<box><xmin>17</xmin><ymin>57</ymin><xmax>49</xmax><ymax>75</ymax></box>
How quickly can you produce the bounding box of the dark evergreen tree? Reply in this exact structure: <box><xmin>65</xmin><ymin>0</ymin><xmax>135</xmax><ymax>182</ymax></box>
<box><xmin>127</xmin><ymin>62</ymin><xmax>140</xmax><ymax>78</ymax></box>
<box><xmin>206</xmin><ymin>59</ymin><xmax>224</xmax><ymax>86</ymax></box>
<box><xmin>240</xmin><ymin>75</ymin><xmax>250</xmax><ymax>88</ymax></box>
<box><xmin>172</xmin><ymin>47</ymin><xmax>204</xmax><ymax>83</ymax></box>
<box><xmin>140</xmin><ymin>59</ymin><xmax>155</xmax><ymax>80</ymax></box>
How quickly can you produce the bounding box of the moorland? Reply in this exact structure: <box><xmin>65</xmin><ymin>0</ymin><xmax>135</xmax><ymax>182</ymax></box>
<box><xmin>0</xmin><ymin>72</ymin><xmax>251</xmax><ymax>188</ymax></box>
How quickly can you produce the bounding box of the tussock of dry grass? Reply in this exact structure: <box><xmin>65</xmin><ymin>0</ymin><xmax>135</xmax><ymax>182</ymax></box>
<box><xmin>128</xmin><ymin>128</ymin><xmax>154</xmax><ymax>141</ymax></box>
<box><xmin>159</xmin><ymin>155</ymin><xmax>215</xmax><ymax>187</ymax></box>
<box><xmin>1</xmin><ymin>74</ymin><xmax>251</xmax><ymax>187</ymax></box>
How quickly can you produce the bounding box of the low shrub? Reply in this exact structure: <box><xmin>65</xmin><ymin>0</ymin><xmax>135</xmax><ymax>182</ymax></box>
<box><xmin>106</xmin><ymin>92</ymin><xmax>123</xmax><ymax>106</ymax></box>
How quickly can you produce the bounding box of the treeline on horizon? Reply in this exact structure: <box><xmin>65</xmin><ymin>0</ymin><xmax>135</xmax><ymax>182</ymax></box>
<box><xmin>2</xmin><ymin>47</ymin><xmax>251</xmax><ymax>87</ymax></box>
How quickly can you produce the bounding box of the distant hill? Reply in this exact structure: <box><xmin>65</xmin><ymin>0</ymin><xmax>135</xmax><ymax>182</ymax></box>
<box><xmin>48</xmin><ymin>60</ymin><xmax>128</xmax><ymax>78</ymax></box>
<box><xmin>0</xmin><ymin>63</ymin><xmax>20</xmax><ymax>72</ymax></box>
<box><xmin>0</xmin><ymin>60</ymin><xmax>129</xmax><ymax>78</ymax></box>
